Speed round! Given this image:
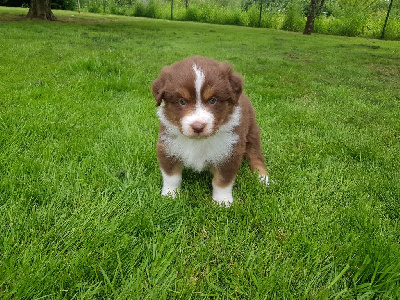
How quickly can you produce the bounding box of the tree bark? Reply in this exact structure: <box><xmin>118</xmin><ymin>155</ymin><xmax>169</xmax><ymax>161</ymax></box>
<box><xmin>26</xmin><ymin>0</ymin><xmax>56</xmax><ymax>21</ymax></box>
<box><xmin>303</xmin><ymin>0</ymin><xmax>318</xmax><ymax>35</ymax></box>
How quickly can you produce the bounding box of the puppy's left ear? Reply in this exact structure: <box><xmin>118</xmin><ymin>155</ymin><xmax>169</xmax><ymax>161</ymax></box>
<box><xmin>151</xmin><ymin>77</ymin><xmax>165</xmax><ymax>107</ymax></box>
<box><xmin>223</xmin><ymin>62</ymin><xmax>243</xmax><ymax>104</ymax></box>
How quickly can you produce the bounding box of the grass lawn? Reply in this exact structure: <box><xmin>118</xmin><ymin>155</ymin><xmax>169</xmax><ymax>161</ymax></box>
<box><xmin>0</xmin><ymin>6</ymin><xmax>399</xmax><ymax>299</ymax></box>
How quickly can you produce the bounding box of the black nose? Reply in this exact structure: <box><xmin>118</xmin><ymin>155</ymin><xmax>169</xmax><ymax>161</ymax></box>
<box><xmin>191</xmin><ymin>122</ymin><xmax>206</xmax><ymax>133</ymax></box>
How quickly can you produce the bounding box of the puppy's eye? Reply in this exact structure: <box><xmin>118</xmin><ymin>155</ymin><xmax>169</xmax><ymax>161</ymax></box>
<box><xmin>179</xmin><ymin>99</ymin><xmax>186</xmax><ymax>105</ymax></box>
<box><xmin>208</xmin><ymin>98</ymin><xmax>217</xmax><ymax>104</ymax></box>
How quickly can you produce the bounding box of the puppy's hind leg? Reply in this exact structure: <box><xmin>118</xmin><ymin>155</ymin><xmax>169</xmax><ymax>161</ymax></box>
<box><xmin>245</xmin><ymin>123</ymin><xmax>269</xmax><ymax>185</ymax></box>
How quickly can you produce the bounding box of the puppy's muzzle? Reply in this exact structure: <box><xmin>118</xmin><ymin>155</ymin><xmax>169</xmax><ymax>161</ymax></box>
<box><xmin>191</xmin><ymin>121</ymin><xmax>206</xmax><ymax>134</ymax></box>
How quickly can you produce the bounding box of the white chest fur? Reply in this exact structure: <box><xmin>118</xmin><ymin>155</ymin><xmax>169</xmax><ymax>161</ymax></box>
<box><xmin>158</xmin><ymin>106</ymin><xmax>241</xmax><ymax>172</ymax></box>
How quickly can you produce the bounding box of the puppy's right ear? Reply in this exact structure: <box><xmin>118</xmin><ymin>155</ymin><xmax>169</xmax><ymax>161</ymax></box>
<box><xmin>221</xmin><ymin>61</ymin><xmax>243</xmax><ymax>104</ymax></box>
<box><xmin>151</xmin><ymin>77</ymin><xmax>165</xmax><ymax>107</ymax></box>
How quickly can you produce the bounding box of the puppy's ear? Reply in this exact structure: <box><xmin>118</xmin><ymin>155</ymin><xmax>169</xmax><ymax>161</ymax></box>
<box><xmin>229</xmin><ymin>71</ymin><xmax>243</xmax><ymax>102</ymax></box>
<box><xmin>222</xmin><ymin>62</ymin><xmax>243</xmax><ymax>104</ymax></box>
<box><xmin>151</xmin><ymin>77</ymin><xmax>165</xmax><ymax>107</ymax></box>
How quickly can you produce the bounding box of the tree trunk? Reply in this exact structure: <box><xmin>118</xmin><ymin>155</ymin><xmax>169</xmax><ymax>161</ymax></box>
<box><xmin>27</xmin><ymin>0</ymin><xmax>56</xmax><ymax>21</ymax></box>
<box><xmin>303</xmin><ymin>0</ymin><xmax>318</xmax><ymax>35</ymax></box>
<box><xmin>381</xmin><ymin>0</ymin><xmax>393</xmax><ymax>39</ymax></box>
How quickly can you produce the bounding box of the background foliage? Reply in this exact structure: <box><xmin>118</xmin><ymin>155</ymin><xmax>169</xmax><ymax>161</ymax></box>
<box><xmin>0</xmin><ymin>0</ymin><xmax>399</xmax><ymax>39</ymax></box>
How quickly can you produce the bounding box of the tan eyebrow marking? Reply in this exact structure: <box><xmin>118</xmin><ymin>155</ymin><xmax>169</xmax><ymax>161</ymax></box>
<box><xmin>178</xmin><ymin>88</ymin><xmax>191</xmax><ymax>100</ymax></box>
<box><xmin>203</xmin><ymin>87</ymin><xmax>215</xmax><ymax>101</ymax></box>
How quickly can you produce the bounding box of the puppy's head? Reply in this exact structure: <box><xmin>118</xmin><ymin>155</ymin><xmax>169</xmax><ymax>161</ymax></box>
<box><xmin>152</xmin><ymin>56</ymin><xmax>243</xmax><ymax>138</ymax></box>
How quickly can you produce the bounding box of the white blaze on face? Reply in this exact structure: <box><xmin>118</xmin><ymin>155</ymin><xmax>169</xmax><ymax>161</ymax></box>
<box><xmin>181</xmin><ymin>64</ymin><xmax>215</xmax><ymax>137</ymax></box>
<box><xmin>193</xmin><ymin>63</ymin><xmax>205</xmax><ymax>102</ymax></box>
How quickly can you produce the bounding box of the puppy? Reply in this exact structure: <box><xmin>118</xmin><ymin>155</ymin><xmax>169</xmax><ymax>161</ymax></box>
<box><xmin>152</xmin><ymin>56</ymin><xmax>268</xmax><ymax>206</ymax></box>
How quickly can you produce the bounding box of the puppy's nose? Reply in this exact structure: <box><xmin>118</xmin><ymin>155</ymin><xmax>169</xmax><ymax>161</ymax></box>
<box><xmin>191</xmin><ymin>122</ymin><xmax>206</xmax><ymax>134</ymax></box>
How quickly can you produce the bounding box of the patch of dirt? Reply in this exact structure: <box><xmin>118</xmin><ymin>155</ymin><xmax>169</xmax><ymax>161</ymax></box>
<box><xmin>0</xmin><ymin>13</ymin><xmax>27</xmax><ymax>22</ymax></box>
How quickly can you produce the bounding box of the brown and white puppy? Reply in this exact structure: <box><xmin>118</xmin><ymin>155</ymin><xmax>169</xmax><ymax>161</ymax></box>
<box><xmin>152</xmin><ymin>56</ymin><xmax>268</xmax><ymax>206</ymax></box>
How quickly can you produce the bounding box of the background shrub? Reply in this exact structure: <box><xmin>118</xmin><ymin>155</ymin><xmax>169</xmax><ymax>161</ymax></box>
<box><xmin>246</xmin><ymin>4</ymin><xmax>260</xmax><ymax>27</ymax></box>
<box><xmin>282</xmin><ymin>0</ymin><xmax>305</xmax><ymax>32</ymax></box>
<box><xmin>184</xmin><ymin>7</ymin><xmax>199</xmax><ymax>21</ymax></box>
<box><xmin>385</xmin><ymin>16</ymin><xmax>400</xmax><ymax>40</ymax></box>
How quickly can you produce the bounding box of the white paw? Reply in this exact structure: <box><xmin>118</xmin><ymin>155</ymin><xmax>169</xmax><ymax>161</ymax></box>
<box><xmin>259</xmin><ymin>174</ymin><xmax>270</xmax><ymax>186</ymax></box>
<box><xmin>212</xmin><ymin>182</ymin><xmax>234</xmax><ymax>207</ymax></box>
<box><xmin>161</xmin><ymin>187</ymin><xmax>179</xmax><ymax>198</ymax></box>
<box><xmin>161</xmin><ymin>170</ymin><xmax>182</xmax><ymax>199</ymax></box>
<box><xmin>213</xmin><ymin>196</ymin><xmax>234</xmax><ymax>207</ymax></box>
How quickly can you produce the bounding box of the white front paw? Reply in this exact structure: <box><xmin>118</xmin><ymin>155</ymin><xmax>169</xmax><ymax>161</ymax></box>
<box><xmin>212</xmin><ymin>182</ymin><xmax>234</xmax><ymax>207</ymax></box>
<box><xmin>161</xmin><ymin>170</ymin><xmax>182</xmax><ymax>198</ymax></box>
<box><xmin>213</xmin><ymin>194</ymin><xmax>234</xmax><ymax>207</ymax></box>
<box><xmin>161</xmin><ymin>186</ymin><xmax>179</xmax><ymax>198</ymax></box>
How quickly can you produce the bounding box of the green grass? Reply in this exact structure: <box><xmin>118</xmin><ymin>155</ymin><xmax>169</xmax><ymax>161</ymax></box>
<box><xmin>1</xmin><ymin>6</ymin><xmax>400</xmax><ymax>299</ymax></box>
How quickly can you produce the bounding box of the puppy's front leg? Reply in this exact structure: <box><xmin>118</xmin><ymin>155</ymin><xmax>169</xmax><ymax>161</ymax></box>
<box><xmin>211</xmin><ymin>160</ymin><xmax>241</xmax><ymax>206</ymax></box>
<box><xmin>157</xmin><ymin>141</ymin><xmax>183</xmax><ymax>198</ymax></box>
<box><xmin>161</xmin><ymin>168</ymin><xmax>182</xmax><ymax>198</ymax></box>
